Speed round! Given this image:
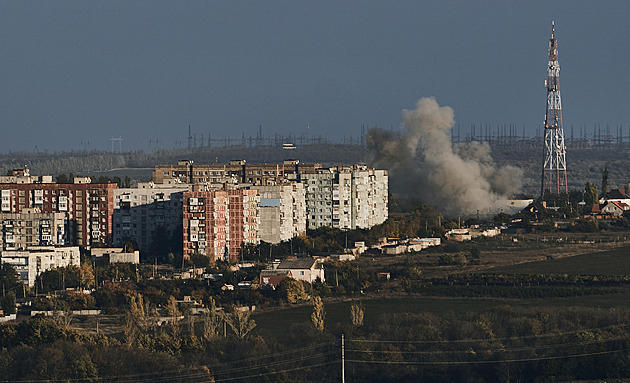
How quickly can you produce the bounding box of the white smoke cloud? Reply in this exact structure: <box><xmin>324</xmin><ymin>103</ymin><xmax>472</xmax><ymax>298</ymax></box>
<box><xmin>367</xmin><ymin>97</ymin><xmax>523</xmax><ymax>217</ymax></box>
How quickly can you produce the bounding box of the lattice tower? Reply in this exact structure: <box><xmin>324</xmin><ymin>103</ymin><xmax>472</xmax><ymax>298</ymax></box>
<box><xmin>541</xmin><ymin>21</ymin><xmax>567</xmax><ymax>197</ymax></box>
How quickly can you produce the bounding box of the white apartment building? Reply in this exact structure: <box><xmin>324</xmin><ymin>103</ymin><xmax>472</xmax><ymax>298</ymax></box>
<box><xmin>302</xmin><ymin>165</ymin><xmax>388</xmax><ymax>230</ymax></box>
<box><xmin>0</xmin><ymin>208</ymin><xmax>66</xmax><ymax>250</ymax></box>
<box><xmin>0</xmin><ymin>246</ymin><xmax>80</xmax><ymax>286</ymax></box>
<box><xmin>112</xmin><ymin>183</ymin><xmax>192</xmax><ymax>251</ymax></box>
<box><xmin>257</xmin><ymin>183</ymin><xmax>306</xmax><ymax>244</ymax></box>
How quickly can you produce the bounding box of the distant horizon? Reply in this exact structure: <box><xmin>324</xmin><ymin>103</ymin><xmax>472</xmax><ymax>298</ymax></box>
<box><xmin>1</xmin><ymin>1</ymin><xmax>629</xmax><ymax>152</ymax></box>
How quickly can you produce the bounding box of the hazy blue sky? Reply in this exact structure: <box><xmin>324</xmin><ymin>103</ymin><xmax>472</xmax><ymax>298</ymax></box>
<box><xmin>1</xmin><ymin>1</ymin><xmax>628</xmax><ymax>152</ymax></box>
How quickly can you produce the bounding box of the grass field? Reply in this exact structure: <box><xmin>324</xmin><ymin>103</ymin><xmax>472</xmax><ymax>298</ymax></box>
<box><xmin>252</xmin><ymin>289</ymin><xmax>630</xmax><ymax>340</ymax></box>
<box><xmin>483</xmin><ymin>244</ymin><xmax>630</xmax><ymax>275</ymax></box>
<box><xmin>253</xmin><ymin>243</ymin><xmax>630</xmax><ymax>340</ymax></box>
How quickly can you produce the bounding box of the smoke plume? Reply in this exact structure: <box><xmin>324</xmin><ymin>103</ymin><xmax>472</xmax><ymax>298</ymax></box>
<box><xmin>367</xmin><ymin>97</ymin><xmax>522</xmax><ymax>217</ymax></box>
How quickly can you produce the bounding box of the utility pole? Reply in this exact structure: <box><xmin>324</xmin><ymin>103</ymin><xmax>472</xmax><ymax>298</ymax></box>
<box><xmin>341</xmin><ymin>334</ymin><xmax>345</xmax><ymax>383</ymax></box>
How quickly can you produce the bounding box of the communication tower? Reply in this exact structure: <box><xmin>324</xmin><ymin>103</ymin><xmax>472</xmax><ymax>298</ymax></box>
<box><xmin>541</xmin><ymin>21</ymin><xmax>567</xmax><ymax>197</ymax></box>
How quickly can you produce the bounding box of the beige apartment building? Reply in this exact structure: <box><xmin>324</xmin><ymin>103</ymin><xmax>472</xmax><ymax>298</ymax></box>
<box><xmin>0</xmin><ymin>208</ymin><xmax>67</xmax><ymax>250</ymax></box>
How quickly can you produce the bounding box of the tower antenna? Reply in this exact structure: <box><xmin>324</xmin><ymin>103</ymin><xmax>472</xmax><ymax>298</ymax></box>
<box><xmin>540</xmin><ymin>21</ymin><xmax>567</xmax><ymax>197</ymax></box>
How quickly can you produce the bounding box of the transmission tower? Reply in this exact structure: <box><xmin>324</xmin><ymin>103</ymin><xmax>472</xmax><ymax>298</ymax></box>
<box><xmin>540</xmin><ymin>21</ymin><xmax>567</xmax><ymax>197</ymax></box>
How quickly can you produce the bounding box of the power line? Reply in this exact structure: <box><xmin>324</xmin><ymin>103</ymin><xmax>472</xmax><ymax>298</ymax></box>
<box><xmin>212</xmin><ymin>361</ymin><xmax>337</xmax><ymax>382</ymax></box>
<box><xmin>347</xmin><ymin>322</ymin><xmax>630</xmax><ymax>345</ymax></box>
<box><xmin>346</xmin><ymin>334</ymin><xmax>630</xmax><ymax>356</ymax></box>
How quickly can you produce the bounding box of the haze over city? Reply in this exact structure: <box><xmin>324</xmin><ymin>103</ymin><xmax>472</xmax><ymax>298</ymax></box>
<box><xmin>1</xmin><ymin>1</ymin><xmax>629</xmax><ymax>153</ymax></box>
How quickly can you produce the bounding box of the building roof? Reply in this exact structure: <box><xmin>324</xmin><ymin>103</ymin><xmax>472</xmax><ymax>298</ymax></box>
<box><xmin>260</xmin><ymin>269</ymin><xmax>292</xmax><ymax>277</ymax></box>
<box><xmin>606</xmin><ymin>201</ymin><xmax>628</xmax><ymax>210</ymax></box>
<box><xmin>277</xmin><ymin>258</ymin><xmax>319</xmax><ymax>270</ymax></box>
<box><xmin>603</xmin><ymin>189</ymin><xmax>630</xmax><ymax>200</ymax></box>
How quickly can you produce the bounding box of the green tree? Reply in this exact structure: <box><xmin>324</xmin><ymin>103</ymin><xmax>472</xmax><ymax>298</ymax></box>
<box><xmin>584</xmin><ymin>182</ymin><xmax>598</xmax><ymax>206</ymax></box>
<box><xmin>0</xmin><ymin>264</ymin><xmax>21</xmax><ymax>295</ymax></box>
<box><xmin>0</xmin><ymin>292</ymin><xmax>16</xmax><ymax>315</ymax></box>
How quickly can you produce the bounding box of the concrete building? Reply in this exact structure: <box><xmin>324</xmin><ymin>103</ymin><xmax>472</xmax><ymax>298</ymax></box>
<box><xmin>152</xmin><ymin>159</ymin><xmax>321</xmax><ymax>186</ymax></box>
<box><xmin>302</xmin><ymin>165</ymin><xmax>388</xmax><ymax>230</ymax></box>
<box><xmin>257</xmin><ymin>183</ymin><xmax>306</xmax><ymax>244</ymax></box>
<box><xmin>0</xmin><ymin>177</ymin><xmax>116</xmax><ymax>247</ymax></box>
<box><xmin>112</xmin><ymin>183</ymin><xmax>191</xmax><ymax>251</ymax></box>
<box><xmin>183</xmin><ymin>187</ymin><xmax>259</xmax><ymax>262</ymax></box>
<box><xmin>91</xmin><ymin>248</ymin><xmax>140</xmax><ymax>264</ymax></box>
<box><xmin>0</xmin><ymin>246</ymin><xmax>80</xmax><ymax>286</ymax></box>
<box><xmin>0</xmin><ymin>208</ymin><xmax>66</xmax><ymax>250</ymax></box>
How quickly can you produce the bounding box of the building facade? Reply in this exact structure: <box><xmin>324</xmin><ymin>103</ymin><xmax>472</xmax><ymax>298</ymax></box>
<box><xmin>0</xmin><ymin>246</ymin><xmax>81</xmax><ymax>286</ymax></box>
<box><xmin>0</xmin><ymin>179</ymin><xmax>116</xmax><ymax>247</ymax></box>
<box><xmin>257</xmin><ymin>183</ymin><xmax>306</xmax><ymax>244</ymax></box>
<box><xmin>153</xmin><ymin>161</ymin><xmax>389</xmax><ymax>232</ymax></box>
<box><xmin>0</xmin><ymin>208</ymin><xmax>66</xmax><ymax>250</ymax></box>
<box><xmin>112</xmin><ymin>183</ymin><xmax>191</xmax><ymax>251</ymax></box>
<box><xmin>153</xmin><ymin>159</ymin><xmax>321</xmax><ymax>186</ymax></box>
<box><xmin>183</xmin><ymin>188</ymin><xmax>259</xmax><ymax>262</ymax></box>
<box><xmin>302</xmin><ymin>165</ymin><xmax>388</xmax><ymax>230</ymax></box>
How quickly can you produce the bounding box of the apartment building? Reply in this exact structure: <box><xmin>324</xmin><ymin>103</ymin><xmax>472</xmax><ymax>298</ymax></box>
<box><xmin>0</xmin><ymin>177</ymin><xmax>116</xmax><ymax>247</ymax></box>
<box><xmin>112</xmin><ymin>183</ymin><xmax>191</xmax><ymax>251</ymax></box>
<box><xmin>0</xmin><ymin>246</ymin><xmax>80</xmax><ymax>286</ymax></box>
<box><xmin>302</xmin><ymin>165</ymin><xmax>388</xmax><ymax>230</ymax></box>
<box><xmin>153</xmin><ymin>159</ymin><xmax>321</xmax><ymax>186</ymax></box>
<box><xmin>183</xmin><ymin>187</ymin><xmax>259</xmax><ymax>262</ymax></box>
<box><xmin>257</xmin><ymin>183</ymin><xmax>306</xmax><ymax>243</ymax></box>
<box><xmin>0</xmin><ymin>208</ymin><xmax>66</xmax><ymax>250</ymax></box>
<box><xmin>153</xmin><ymin>160</ymin><xmax>389</xmax><ymax>232</ymax></box>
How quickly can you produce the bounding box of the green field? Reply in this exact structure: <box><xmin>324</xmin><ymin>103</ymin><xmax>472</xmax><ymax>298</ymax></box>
<box><xmin>484</xmin><ymin>245</ymin><xmax>630</xmax><ymax>275</ymax></box>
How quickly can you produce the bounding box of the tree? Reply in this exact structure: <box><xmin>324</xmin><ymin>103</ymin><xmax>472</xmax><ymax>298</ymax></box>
<box><xmin>223</xmin><ymin>306</ymin><xmax>256</xmax><ymax>340</ymax></box>
<box><xmin>278</xmin><ymin>277</ymin><xmax>308</xmax><ymax>303</ymax></box>
<box><xmin>584</xmin><ymin>182</ymin><xmax>598</xmax><ymax>206</ymax></box>
<box><xmin>493</xmin><ymin>212</ymin><xmax>511</xmax><ymax>225</ymax></box>
<box><xmin>350</xmin><ymin>300</ymin><xmax>364</xmax><ymax>328</ymax></box>
<box><xmin>0</xmin><ymin>292</ymin><xmax>16</xmax><ymax>315</ymax></box>
<box><xmin>311</xmin><ymin>296</ymin><xmax>325</xmax><ymax>332</ymax></box>
<box><xmin>201</xmin><ymin>297</ymin><xmax>222</xmax><ymax>341</ymax></box>
<box><xmin>0</xmin><ymin>264</ymin><xmax>21</xmax><ymax>295</ymax></box>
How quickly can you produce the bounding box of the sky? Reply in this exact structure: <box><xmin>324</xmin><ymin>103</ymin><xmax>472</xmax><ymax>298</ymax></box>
<box><xmin>1</xmin><ymin>1</ymin><xmax>629</xmax><ymax>153</ymax></box>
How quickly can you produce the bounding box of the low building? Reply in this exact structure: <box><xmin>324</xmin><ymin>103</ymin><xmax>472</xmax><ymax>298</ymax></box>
<box><xmin>599</xmin><ymin>189</ymin><xmax>630</xmax><ymax>206</ymax></box>
<box><xmin>445</xmin><ymin>229</ymin><xmax>472</xmax><ymax>242</ymax></box>
<box><xmin>0</xmin><ymin>246</ymin><xmax>80</xmax><ymax>286</ymax></box>
<box><xmin>592</xmin><ymin>201</ymin><xmax>629</xmax><ymax>217</ymax></box>
<box><xmin>91</xmin><ymin>247</ymin><xmax>140</xmax><ymax>264</ymax></box>
<box><xmin>274</xmin><ymin>258</ymin><xmax>325</xmax><ymax>283</ymax></box>
<box><xmin>259</xmin><ymin>269</ymin><xmax>292</xmax><ymax>288</ymax></box>
<box><xmin>379</xmin><ymin>237</ymin><xmax>441</xmax><ymax>254</ymax></box>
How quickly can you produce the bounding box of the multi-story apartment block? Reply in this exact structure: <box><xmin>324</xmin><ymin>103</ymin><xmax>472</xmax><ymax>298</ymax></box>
<box><xmin>183</xmin><ymin>187</ymin><xmax>259</xmax><ymax>262</ymax></box>
<box><xmin>0</xmin><ymin>246</ymin><xmax>80</xmax><ymax>286</ymax></box>
<box><xmin>0</xmin><ymin>177</ymin><xmax>116</xmax><ymax>247</ymax></box>
<box><xmin>112</xmin><ymin>183</ymin><xmax>191</xmax><ymax>251</ymax></box>
<box><xmin>258</xmin><ymin>183</ymin><xmax>306</xmax><ymax>244</ymax></box>
<box><xmin>302</xmin><ymin>165</ymin><xmax>388</xmax><ymax>230</ymax></box>
<box><xmin>153</xmin><ymin>160</ymin><xmax>389</xmax><ymax>232</ymax></box>
<box><xmin>153</xmin><ymin>159</ymin><xmax>321</xmax><ymax>186</ymax></box>
<box><xmin>0</xmin><ymin>208</ymin><xmax>66</xmax><ymax>250</ymax></box>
